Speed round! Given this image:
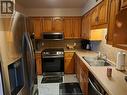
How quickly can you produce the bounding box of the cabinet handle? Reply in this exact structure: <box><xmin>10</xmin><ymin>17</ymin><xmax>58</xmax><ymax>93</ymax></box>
<box><xmin>95</xmin><ymin>16</ymin><xmax>99</xmax><ymax>23</ymax></box>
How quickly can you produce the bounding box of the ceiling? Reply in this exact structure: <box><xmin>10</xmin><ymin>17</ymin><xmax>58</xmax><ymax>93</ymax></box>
<box><xmin>16</xmin><ymin>0</ymin><xmax>87</xmax><ymax>8</ymax></box>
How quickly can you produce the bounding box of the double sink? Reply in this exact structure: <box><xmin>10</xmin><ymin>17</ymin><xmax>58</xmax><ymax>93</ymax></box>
<box><xmin>82</xmin><ymin>56</ymin><xmax>113</xmax><ymax>66</ymax></box>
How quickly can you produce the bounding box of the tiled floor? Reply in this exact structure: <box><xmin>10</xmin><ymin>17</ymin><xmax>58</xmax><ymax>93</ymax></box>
<box><xmin>38</xmin><ymin>74</ymin><xmax>79</xmax><ymax>95</ymax></box>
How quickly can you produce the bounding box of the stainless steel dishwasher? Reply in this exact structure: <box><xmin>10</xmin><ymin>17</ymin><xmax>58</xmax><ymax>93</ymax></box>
<box><xmin>88</xmin><ymin>72</ymin><xmax>108</xmax><ymax>95</ymax></box>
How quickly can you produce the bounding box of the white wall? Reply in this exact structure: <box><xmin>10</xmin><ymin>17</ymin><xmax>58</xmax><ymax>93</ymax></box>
<box><xmin>81</xmin><ymin>0</ymin><xmax>102</xmax><ymax>15</ymax></box>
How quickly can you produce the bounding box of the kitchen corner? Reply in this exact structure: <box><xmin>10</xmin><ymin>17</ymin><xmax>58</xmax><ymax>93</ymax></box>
<box><xmin>75</xmin><ymin>50</ymin><xmax>127</xmax><ymax>95</ymax></box>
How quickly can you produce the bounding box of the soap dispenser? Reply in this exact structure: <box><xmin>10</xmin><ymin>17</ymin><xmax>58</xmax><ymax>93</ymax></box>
<box><xmin>116</xmin><ymin>51</ymin><xmax>126</xmax><ymax>71</ymax></box>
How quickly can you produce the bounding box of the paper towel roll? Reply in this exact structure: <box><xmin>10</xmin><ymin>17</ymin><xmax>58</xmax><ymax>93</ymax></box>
<box><xmin>116</xmin><ymin>51</ymin><xmax>126</xmax><ymax>71</ymax></box>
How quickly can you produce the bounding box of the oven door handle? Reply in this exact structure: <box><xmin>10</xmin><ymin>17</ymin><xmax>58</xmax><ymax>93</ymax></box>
<box><xmin>88</xmin><ymin>78</ymin><xmax>103</xmax><ymax>95</ymax></box>
<box><xmin>43</xmin><ymin>56</ymin><xmax>64</xmax><ymax>58</ymax></box>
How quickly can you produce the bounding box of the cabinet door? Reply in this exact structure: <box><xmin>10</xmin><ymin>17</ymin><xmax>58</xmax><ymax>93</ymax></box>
<box><xmin>81</xmin><ymin>15</ymin><xmax>86</xmax><ymax>39</ymax></box>
<box><xmin>35</xmin><ymin>53</ymin><xmax>42</xmax><ymax>75</ymax></box>
<box><xmin>107</xmin><ymin>0</ymin><xmax>120</xmax><ymax>44</ymax></box>
<box><xmin>64</xmin><ymin>18</ymin><xmax>73</xmax><ymax>39</ymax></box>
<box><xmin>98</xmin><ymin>0</ymin><xmax>109</xmax><ymax>25</ymax></box>
<box><xmin>91</xmin><ymin>8</ymin><xmax>98</xmax><ymax>26</ymax></box>
<box><xmin>43</xmin><ymin>17</ymin><xmax>53</xmax><ymax>32</ymax></box>
<box><xmin>53</xmin><ymin>17</ymin><xmax>63</xmax><ymax>32</ymax></box>
<box><xmin>75</xmin><ymin>55</ymin><xmax>80</xmax><ymax>80</ymax></box>
<box><xmin>64</xmin><ymin>52</ymin><xmax>74</xmax><ymax>74</ymax></box>
<box><xmin>80</xmin><ymin>68</ymin><xmax>88</xmax><ymax>95</ymax></box>
<box><xmin>31</xmin><ymin>18</ymin><xmax>42</xmax><ymax>39</ymax></box>
<box><xmin>121</xmin><ymin>0</ymin><xmax>127</xmax><ymax>8</ymax></box>
<box><xmin>26</xmin><ymin>17</ymin><xmax>33</xmax><ymax>35</ymax></box>
<box><xmin>80</xmin><ymin>61</ymin><xmax>88</xmax><ymax>95</ymax></box>
<box><xmin>81</xmin><ymin>13</ymin><xmax>91</xmax><ymax>40</ymax></box>
<box><xmin>72</xmin><ymin>17</ymin><xmax>81</xmax><ymax>39</ymax></box>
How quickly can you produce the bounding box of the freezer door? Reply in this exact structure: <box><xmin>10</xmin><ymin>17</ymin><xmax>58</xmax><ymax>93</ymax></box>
<box><xmin>22</xmin><ymin>32</ymin><xmax>37</xmax><ymax>95</ymax></box>
<box><xmin>0</xmin><ymin>61</ymin><xmax>4</xmax><ymax>95</ymax></box>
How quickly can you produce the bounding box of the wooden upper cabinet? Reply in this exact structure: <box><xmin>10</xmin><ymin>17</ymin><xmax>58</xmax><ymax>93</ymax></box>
<box><xmin>113</xmin><ymin>8</ymin><xmax>127</xmax><ymax>50</ymax></box>
<box><xmin>64</xmin><ymin>17</ymin><xmax>73</xmax><ymax>39</ymax></box>
<box><xmin>91</xmin><ymin>7</ymin><xmax>98</xmax><ymax>26</ymax></box>
<box><xmin>91</xmin><ymin>0</ymin><xmax>109</xmax><ymax>27</ymax></box>
<box><xmin>26</xmin><ymin>17</ymin><xmax>33</xmax><ymax>35</ymax></box>
<box><xmin>107</xmin><ymin>0</ymin><xmax>120</xmax><ymax>44</ymax></box>
<box><xmin>29</xmin><ymin>17</ymin><xmax>42</xmax><ymax>39</ymax></box>
<box><xmin>64</xmin><ymin>17</ymin><xmax>81</xmax><ymax>39</ymax></box>
<box><xmin>53</xmin><ymin>17</ymin><xmax>63</xmax><ymax>32</ymax></box>
<box><xmin>97</xmin><ymin>0</ymin><xmax>109</xmax><ymax>25</ymax></box>
<box><xmin>121</xmin><ymin>0</ymin><xmax>127</xmax><ymax>8</ymax></box>
<box><xmin>81</xmin><ymin>15</ymin><xmax>86</xmax><ymax>39</ymax></box>
<box><xmin>81</xmin><ymin>13</ymin><xmax>91</xmax><ymax>40</ymax></box>
<box><xmin>72</xmin><ymin>17</ymin><xmax>81</xmax><ymax>39</ymax></box>
<box><xmin>43</xmin><ymin>17</ymin><xmax>53</xmax><ymax>32</ymax></box>
<box><xmin>43</xmin><ymin>17</ymin><xmax>63</xmax><ymax>32</ymax></box>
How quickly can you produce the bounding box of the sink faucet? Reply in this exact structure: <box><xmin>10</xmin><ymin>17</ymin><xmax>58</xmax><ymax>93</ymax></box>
<box><xmin>97</xmin><ymin>52</ymin><xmax>107</xmax><ymax>62</ymax></box>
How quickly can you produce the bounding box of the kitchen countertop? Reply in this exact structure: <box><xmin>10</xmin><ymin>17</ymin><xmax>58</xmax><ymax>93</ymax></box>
<box><xmin>75</xmin><ymin>50</ymin><xmax>127</xmax><ymax>95</ymax></box>
<box><xmin>35</xmin><ymin>48</ymin><xmax>127</xmax><ymax>94</ymax></box>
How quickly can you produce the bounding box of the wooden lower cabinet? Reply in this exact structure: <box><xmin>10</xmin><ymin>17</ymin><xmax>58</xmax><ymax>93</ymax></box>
<box><xmin>35</xmin><ymin>53</ymin><xmax>42</xmax><ymax>75</ymax></box>
<box><xmin>79</xmin><ymin>60</ymin><xmax>88</xmax><ymax>95</ymax></box>
<box><xmin>75</xmin><ymin>54</ymin><xmax>88</xmax><ymax>95</ymax></box>
<box><xmin>64</xmin><ymin>52</ymin><xmax>75</xmax><ymax>74</ymax></box>
<box><xmin>75</xmin><ymin>55</ymin><xmax>80</xmax><ymax>80</ymax></box>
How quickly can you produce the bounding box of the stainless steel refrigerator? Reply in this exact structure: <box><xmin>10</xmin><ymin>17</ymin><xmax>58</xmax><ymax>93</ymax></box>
<box><xmin>0</xmin><ymin>55</ymin><xmax>5</xmax><ymax>95</ymax></box>
<box><xmin>22</xmin><ymin>32</ymin><xmax>38</xmax><ymax>95</ymax></box>
<box><xmin>0</xmin><ymin>11</ymin><xmax>38</xmax><ymax>95</ymax></box>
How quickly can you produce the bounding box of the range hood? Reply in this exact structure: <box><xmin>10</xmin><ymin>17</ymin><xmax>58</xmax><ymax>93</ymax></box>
<box><xmin>42</xmin><ymin>32</ymin><xmax>64</xmax><ymax>40</ymax></box>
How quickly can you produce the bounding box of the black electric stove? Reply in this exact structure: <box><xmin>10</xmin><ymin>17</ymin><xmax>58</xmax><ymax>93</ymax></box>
<box><xmin>42</xmin><ymin>48</ymin><xmax>64</xmax><ymax>75</ymax></box>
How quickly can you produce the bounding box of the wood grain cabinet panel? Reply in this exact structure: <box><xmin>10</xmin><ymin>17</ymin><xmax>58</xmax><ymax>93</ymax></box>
<box><xmin>72</xmin><ymin>17</ymin><xmax>81</xmax><ymax>39</ymax></box>
<box><xmin>27</xmin><ymin>17</ymin><xmax>42</xmax><ymax>39</ymax></box>
<box><xmin>97</xmin><ymin>0</ymin><xmax>109</xmax><ymax>25</ymax></box>
<box><xmin>64</xmin><ymin>17</ymin><xmax>73</xmax><ymax>39</ymax></box>
<box><xmin>75</xmin><ymin>54</ymin><xmax>88</xmax><ymax>95</ymax></box>
<box><xmin>43</xmin><ymin>17</ymin><xmax>53</xmax><ymax>32</ymax></box>
<box><xmin>53</xmin><ymin>17</ymin><xmax>63</xmax><ymax>32</ymax></box>
<box><xmin>80</xmin><ymin>67</ymin><xmax>88</xmax><ymax>95</ymax></box>
<box><xmin>91</xmin><ymin>7</ymin><xmax>98</xmax><ymax>26</ymax></box>
<box><xmin>81</xmin><ymin>13</ymin><xmax>91</xmax><ymax>40</ymax></box>
<box><xmin>75</xmin><ymin>55</ymin><xmax>80</xmax><ymax>80</ymax></box>
<box><xmin>80</xmin><ymin>59</ymin><xmax>88</xmax><ymax>95</ymax></box>
<box><xmin>64</xmin><ymin>52</ymin><xmax>74</xmax><ymax>74</ymax></box>
<box><xmin>107</xmin><ymin>0</ymin><xmax>120</xmax><ymax>45</ymax></box>
<box><xmin>121</xmin><ymin>0</ymin><xmax>127</xmax><ymax>8</ymax></box>
<box><xmin>91</xmin><ymin>0</ymin><xmax>109</xmax><ymax>27</ymax></box>
<box><xmin>35</xmin><ymin>53</ymin><xmax>42</xmax><ymax>75</ymax></box>
<box><xmin>26</xmin><ymin>17</ymin><xmax>33</xmax><ymax>35</ymax></box>
<box><xmin>64</xmin><ymin>17</ymin><xmax>81</xmax><ymax>39</ymax></box>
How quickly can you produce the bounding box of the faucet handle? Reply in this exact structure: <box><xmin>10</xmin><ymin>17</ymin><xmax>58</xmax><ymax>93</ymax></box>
<box><xmin>101</xmin><ymin>53</ymin><xmax>107</xmax><ymax>61</ymax></box>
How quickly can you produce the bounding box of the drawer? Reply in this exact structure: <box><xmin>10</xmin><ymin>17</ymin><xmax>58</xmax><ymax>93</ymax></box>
<box><xmin>35</xmin><ymin>53</ymin><xmax>41</xmax><ymax>58</ymax></box>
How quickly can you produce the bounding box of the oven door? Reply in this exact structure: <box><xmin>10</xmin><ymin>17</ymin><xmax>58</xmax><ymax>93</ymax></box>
<box><xmin>42</xmin><ymin>56</ymin><xmax>64</xmax><ymax>73</ymax></box>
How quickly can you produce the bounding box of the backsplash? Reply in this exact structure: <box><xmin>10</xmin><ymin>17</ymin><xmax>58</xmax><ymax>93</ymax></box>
<box><xmin>36</xmin><ymin>39</ymin><xmax>81</xmax><ymax>50</ymax></box>
<box><xmin>91</xmin><ymin>29</ymin><xmax>127</xmax><ymax>67</ymax></box>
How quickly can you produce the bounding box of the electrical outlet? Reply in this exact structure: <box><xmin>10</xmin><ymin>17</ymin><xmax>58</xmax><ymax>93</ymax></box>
<box><xmin>42</xmin><ymin>42</ymin><xmax>44</xmax><ymax>46</ymax></box>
